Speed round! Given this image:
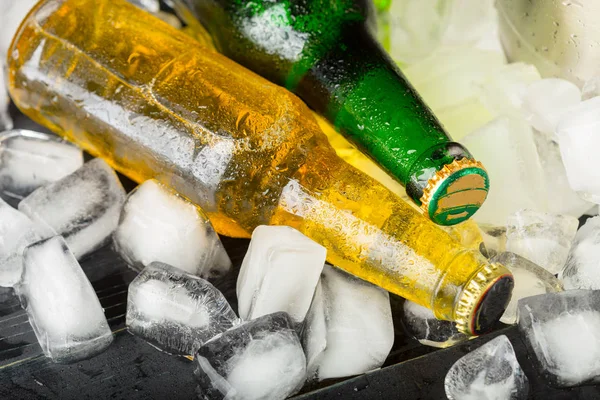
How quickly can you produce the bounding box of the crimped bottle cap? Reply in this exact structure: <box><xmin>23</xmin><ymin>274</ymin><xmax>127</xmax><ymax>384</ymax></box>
<box><xmin>454</xmin><ymin>263</ymin><xmax>514</xmax><ymax>335</ymax></box>
<box><xmin>420</xmin><ymin>158</ymin><xmax>489</xmax><ymax>226</ymax></box>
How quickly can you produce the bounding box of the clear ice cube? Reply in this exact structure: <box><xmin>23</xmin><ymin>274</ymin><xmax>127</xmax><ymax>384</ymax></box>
<box><xmin>478</xmin><ymin>224</ymin><xmax>507</xmax><ymax>259</ymax></box>
<box><xmin>444</xmin><ymin>335</ymin><xmax>529</xmax><ymax>400</ymax></box>
<box><xmin>0</xmin><ymin>67</ymin><xmax>12</xmax><ymax>132</ymax></box>
<box><xmin>560</xmin><ymin>216</ymin><xmax>600</xmax><ymax>290</ymax></box>
<box><xmin>462</xmin><ymin>115</ymin><xmax>546</xmax><ymax>226</ymax></box>
<box><xmin>518</xmin><ymin>290</ymin><xmax>600</xmax><ymax>387</ymax></box>
<box><xmin>505</xmin><ymin>209</ymin><xmax>578</xmax><ymax>275</ymax></box>
<box><xmin>556</xmin><ymin>97</ymin><xmax>600</xmax><ymax>203</ymax></box>
<box><xmin>127</xmin><ymin>262</ymin><xmax>238</xmax><ymax>355</ymax></box>
<box><xmin>491</xmin><ymin>252</ymin><xmax>563</xmax><ymax>325</ymax></box>
<box><xmin>194</xmin><ymin>312</ymin><xmax>306</xmax><ymax>400</ymax></box>
<box><xmin>16</xmin><ymin>236</ymin><xmax>113</xmax><ymax>363</ymax></box>
<box><xmin>114</xmin><ymin>179</ymin><xmax>230</xmax><ymax>279</ymax></box>
<box><xmin>0</xmin><ymin>197</ymin><xmax>39</xmax><ymax>287</ymax></box>
<box><xmin>237</xmin><ymin>225</ymin><xmax>326</xmax><ymax>325</ymax></box>
<box><xmin>522</xmin><ymin>78</ymin><xmax>582</xmax><ymax>137</ymax></box>
<box><xmin>303</xmin><ymin>265</ymin><xmax>394</xmax><ymax>381</ymax></box>
<box><xmin>402</xmin><ymin>300</ymin><xmax>468</xmax><ymax>348</ymax></box>
<box><xmin>0</xmin><ymin>130</ymin><xmax>83</xmax><ymax>205</ymax></box>
<box><xmin>19</xmin><ymin>158</ymin><xmax>126</xmax><ymax>260</ymax></box>
<box><xmin>533</xmin><ymin>130</ymin><xmax>593</xmax><ymax>218</ymax></box>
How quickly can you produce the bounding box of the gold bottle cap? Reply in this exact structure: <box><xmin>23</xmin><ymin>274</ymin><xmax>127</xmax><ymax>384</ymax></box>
<box><xmin>454</xmin><ymin>263</ymin><xmax>514</xmax><ymax>335</ymax></box>
<box><xmin>420</xmin><ymin>158</ymin><xmax>489</xmax><ymax>226</ymax></box>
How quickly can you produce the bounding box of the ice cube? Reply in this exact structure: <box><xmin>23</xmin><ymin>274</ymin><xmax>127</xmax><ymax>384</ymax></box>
<box><xmin>505</xmin><ymin>210</ymin><xmax>578</xmax><ymax>275</ymax></box>
<box><xmin>126</xmin><ymin>0</ymin><xmax>160</xmax><ymax>13</ymax></box>
<box><xmin>387</xmin><ymin>0</ymin><xmax>453</xmax><ymax>64</ymax></box>
<box><xmin>127</xmin><ymin>262</ymin><xmax>238</xmax><ymax>355</ymax></box>
<box><xmin>402</xmin><ymin>300</ymin><xmax>468</xmax><ymax>348</ymax></box>
<box><xmin>0</xmin><ymin>130</ymin><xmax>83</xmax><ymax>205</ymax></box>
<box><xmin>237</xmin><ymin>225</ymin><xmax>326</xmax><ymax>325</ymax></box>
<box><xmin>522</xmin><ymin>79</ymin><xmax>582</xmax><ymax>136</ymax></box>
<box><xmin>560</xmin><ymin>216</ymin><xmax>600</xmax><ymax>290</ymax></box>
<box><xmin>0</xmin><ymin>67</ymin><xmax>12</xmax><ymax>132</ymax></box>
<box><xmin>491</xmin><ymin>252</ymin><xmax>563</xmax><ymax>325</ymax></box>
<box><xmin>0</xmin><ymin>197</ymin><xmax>39</xmax><ymax>287</ymax></box>
<box><xmin>443</xmin><ymin>0</ymin><xmax>499</xmax><ymax>49</ymax></box>
<box><xmin>582</xmin><ymin>76</ymin><xmax>600</xmax><ymax>100</ymax></box>
<box><xmin>462</xmin><ymin>115</ymin><xmax>546</xmax><ymax>226</ymax></box>
<box><xmin>478</xmin><ymin>224</ymin><xmax>507</xmax><ymax>259</ymax></box>
<box><xmin>19</xmin><ymin>158</ymin><xmax>126</xmax><ymax>260</ymax></box>
<box><xmin>518</xmin><ymin>290</ymin><xmax>600</xmax><ymax>387</ymax></box>
<box><xmin>303</xmin><ymin>265</ymin><xmax>394</xmax><ymax>381</ymax></box>
<box><xmin>114</xmin><ymin>180</ymin><xmax>230</xmax><ymax>279</ymax></box>
<box><xmin>444</xmin><ymin>335</ymin><xmax>529</xmax><ymax>400</ymax></box>
<box><xmin>533</xmin><ymin>130</ymin><xmax>593</xmax><ymax>218</ymax></box>
<box><xmin>556</xmin><ymin>97</ymin><xmax>600</xmax><ymax>203</ymax></box>
<box><xmin>194</xmin><ymin>312</ymin><xmax>306</xmax><ymax>400</ymax></box>
<box><xmin>16</xmin><ymin>236</ymin><xmax>113</xmax><ymax>363</ymax></box>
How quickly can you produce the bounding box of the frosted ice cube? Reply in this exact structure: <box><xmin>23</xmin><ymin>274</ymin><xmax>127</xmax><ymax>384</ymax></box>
<box><xmin>582</xmin><ymin>76</ymin><xmax>600</xmax><ymax>100</ymax></box>
<box><xmin>16</xmin><ymin>236</ymin><xmax>112</xmax><ymax>363</ymax></box>
<box><xmin>127</xmin><ymin>262</ymin><xmax>238</xmax><ymax>355</ymax></box>
<box><xmin>237</xmin><ymin>225</ymin><xmax>326</xmax><ymax>325</ymax></box>
<box><xmin>560</xmin><ymin>216</ymin><xmax>600</xmax><ymax>290</ymax></box>
<box><xmin>443</xmin><ymin>0</ymin><xmax>499</xmax><ymax>49</ymax></box>
<box><xmin>533</xmin><ymin>130</ymin><xmax>593</xmax><ymax>218</ymax></box>
<box><xmin>478</xmin><ymin>62</ymin><xmax>541</xmax><ymax>117</ymax></box>
<box><xmin>505</xmin><ymin>210</ymin><xmax>578</xmax><ymax>275</ymax></box>
<box><xmin>444</xmin><ymin>335</ymin><xmax>529</xmax><ymax>400</ymax></box>
<box><xmin>114</xmin><ymin>180</ymin><xmax>230</xmax><ymax>279</ymax></box>
<box><xmin>0</xmin><ymin>130</ymin><xmax>83</xmax><ymax>204</ymax></box>
<box><xmin>491</xmin><ymin>252</ymin><xmax>563</xmax><ymax>325</ymax></box>
<box><xmin>303</xmin><ymin>265</ymin><xmax>394</xmax><ymax>381</ymax></box>
<box><xmin>387</xmin><ymin>0</ymin><xmax>453</xmax><ymax>64</ymax></box>
<box><xmin>462</xmin><ymin>115</ymin><xmax>546</xmax><ymax>226</ymax></box>
<box><xmin>402</xmin><ymin>300</ymin><xmax>468</xmax><ymax>348</ymax></box>
<box><xmin>194</xmin><ymin>312</ymin><xmax>306</xmax><ymax>400</ymax></box>
<box><xmin>19</xmin><ymin>158</ymin><xmax>126</xmax><ymax>260</ymax></box>
<box><xmin>0</xmin><ymin>197</ymin><xmax>39</xmax><ymax>287</ymax></box>
<box><xmin>522</xmin><ymin>79</ymin><xmax>582</xmax><ymax>136</ymax></box>
<box><xmin>556</xmin><ymin>97</ymin><xmax>600</xmax><ymax>203</ymax></box>
<box><xmin>0</xmin><ymin>67</ymin><xmax>12</xmax><ymax>132</ymax></box>
<box><xmin>518</xmin><ymin>290</ymin><xmax>600</xmax><ymax>387</ymax></box>
<box><xmin>404</xmin><ymin>46</ymin><xmax>505</xmax><ymax>112</ymax></box>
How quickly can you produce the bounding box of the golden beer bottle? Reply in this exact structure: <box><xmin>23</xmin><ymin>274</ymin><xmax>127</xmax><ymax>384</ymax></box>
<box><xmin>7</xmin><ymin>0</ymin><xmax>512</xmax><ymax>334</ymax></box>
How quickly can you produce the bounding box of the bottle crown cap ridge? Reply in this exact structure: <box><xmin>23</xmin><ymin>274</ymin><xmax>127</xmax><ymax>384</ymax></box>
<box><xmin>454</xmin><ymin>262</ymin><xmax>514</xmax><ymax>335</ymax></box>
<box><xmin>420</xmin><ymin>158</ymin><xmax>490</xmax><ymax>226</ymax></box>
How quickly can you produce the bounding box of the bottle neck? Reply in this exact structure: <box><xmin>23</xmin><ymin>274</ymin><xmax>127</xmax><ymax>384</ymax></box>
<box><xmin>270</xmin><ymin>145</ymin><xmax>509</xmax><ymax>331</ymax></box>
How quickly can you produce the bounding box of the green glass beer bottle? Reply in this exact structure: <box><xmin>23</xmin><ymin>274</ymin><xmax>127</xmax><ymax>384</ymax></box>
<box><xmin>169</xmin><ymin>0</ymin><xmax>490</xmax><ymax>226</ymax></box>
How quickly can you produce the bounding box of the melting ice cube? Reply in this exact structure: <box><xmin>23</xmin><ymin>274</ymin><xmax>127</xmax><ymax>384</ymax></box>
<box><xmin>303</xmin><ymin>265</ymin><xmax>394</xmax><ymax>381</ymax></box>
<box><xmin>522</xmin><ymin>78</ymin><xmax>582</xmax><ymax>137</ymax></box>
<box><xmin>127</xmin><ymin>262</ymin><xmax>238</xmax><ymax>355</ymax></box>
<box><xmin>505</xmin><ymin>209</ymin><xmax>578</xmax><ymax>275</ymax></box>
<box><xmin>0</xmin><ymin>130</ymin><xmax>83</xmax><ymax>205</ymax></box>
<box><xmin>114</xmin><ymin>179</ymin><xmax>230</xmax><ymax>279</ymax></box>
<box><xmin>491</xmin><ymin>252</ymin><xmax>563</xmax><ymax>325</ymax></box>
<box><xmin>560</xmin><ymin>216</ymin><xmax>600</xmax><ymax>290</ymax></box>
<box><xmin>444</xmin><ymin>335</ymin><xmax>529</xmax><ymax>400</ymax></box>
<box><xmin>0</xmin><ymin>197</ymin><xmax>39</xmax><ymax>287</ymax></box>
<box><xmin>16</xmin><ymin>236</ymin><xmax>113</xmax><ymax>363</ymax></box>
<box><xmin>237</xmin><ymin>225</ymin><xmax>326</xmax><ymax>325</ymax></box>
<box><xmin>556</xmin><ymin>97</ymin><xmax>600</xmax><ymax>203</ymax></box>
<box><xmin>402</xmin><ymin>299</ymin><xmax>468</xmax><ymax>348</ymax></box>
<box><xmin>194</xmin><ymin>312</ymin><xmax>306</xmax><ymax>400</ymax></box>
<box><xmin>518</xmin><ymin>290</ymin><xmax>600</xmax><ymax>387</ymax></box>
<box><xmin>462</xmin><ymin>115</ymin><xmax>546</xmax><ymax>226</ymax></box>
<box><xmin>19</xmin><ymin>158</ymin><xmax>126</xmax><ymax>260</ymax></box>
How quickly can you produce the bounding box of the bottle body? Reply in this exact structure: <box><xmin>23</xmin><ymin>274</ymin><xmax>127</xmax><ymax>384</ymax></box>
<box><xmin>171</xmin><ymin>0</ymin><xmax>490</xmax><ymax>226</ymax></box>
<box><xmin>8</xmin><ymin>0</ymin><xmax>511</xmax><ymax>333</ymax></box>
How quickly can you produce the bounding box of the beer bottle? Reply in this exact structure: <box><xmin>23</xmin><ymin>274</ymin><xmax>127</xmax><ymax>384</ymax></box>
<box><xmin>8</xmin><ymin>0</ymin><xmax>512</xmax><ymax>334</ymax></box>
